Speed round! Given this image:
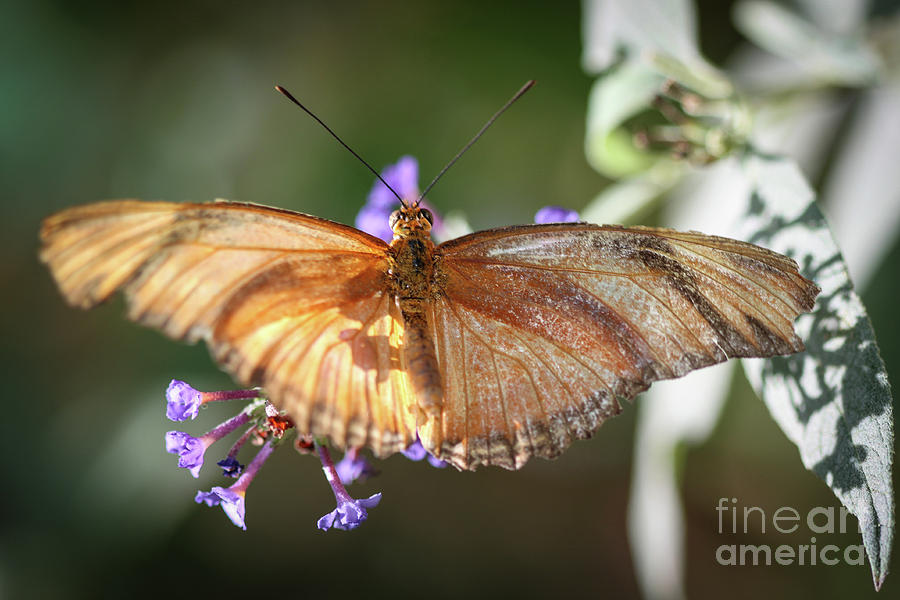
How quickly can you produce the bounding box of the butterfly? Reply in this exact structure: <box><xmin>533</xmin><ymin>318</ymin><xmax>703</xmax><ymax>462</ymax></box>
<box><xmin>39</xmin><ymin>194</ymin><xmax>819</xmax><ymax>471</ymax></box>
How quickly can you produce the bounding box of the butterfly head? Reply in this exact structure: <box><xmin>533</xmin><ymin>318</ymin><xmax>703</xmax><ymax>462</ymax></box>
<box><xmin>388</xmin><ymin>205</ymin><xmax>433</xmax><ymax>238</ymax></box>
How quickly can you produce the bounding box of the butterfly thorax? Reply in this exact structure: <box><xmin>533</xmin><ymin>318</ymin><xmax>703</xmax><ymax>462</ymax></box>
<box><xmin>386</xmin><ymin>206</ymin><xmax>437</xmax><ymax>303</ymax></box>
<box><xmin>386</xmin><ymin>205</ymin><xmax>444</xmax><ymax>424</ymax></box>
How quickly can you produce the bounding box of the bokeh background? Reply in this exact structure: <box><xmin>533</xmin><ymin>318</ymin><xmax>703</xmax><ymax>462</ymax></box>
<box><xmin>2</xmin><ymin>1</ymin><xmax>897</xmax><ymax>598</ymax></box>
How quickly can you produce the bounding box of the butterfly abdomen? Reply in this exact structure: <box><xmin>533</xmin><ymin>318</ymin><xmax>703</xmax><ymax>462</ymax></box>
<box><xmin>389</xmin><ymin>226</ymin><xmax>444</xmax><ymax>425</ymax></box>
<box><xmin>399</xmin><ymin>303</ymin><xmax>443</xmax><ymax>422</ymax></box>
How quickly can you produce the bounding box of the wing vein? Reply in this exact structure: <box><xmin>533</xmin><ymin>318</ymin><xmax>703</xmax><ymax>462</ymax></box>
<box><xmin>153</xmin><ymin>251</ymin><xmax>224</xmax><ymax>333</ymax></box>
<box><xmin>575</xmin><ymin>279</ymin><xmax>671</xmax><ymax>374</ymax></box>
<box><xmin>48</xmin><ymin>215</ymin><xmax>170</xmax><ymax>268</ymax></box>
<box><xmin>174</xmin><ymin>241</ymin><xmax>381</xmax><ymax>257</ymax></box>
<box><xmin>505</xmin><ymin>329</ymin><xmax>575</xmax><ymax>440</ymax></box>
<box><xmin>184</xmin><ymin>251</ymin><xmax>292</xmax><ymax>337</ymax></box>
<box><xmin>314</xmin><ymin>294</ymin><xmax>389</xmax><ymax>444</ymax></box>
<box><xmin>625</xmin><ymin>276</ymin><xmax>710</xmax><ymax>354</ymax></box>
<box><xmin>490</xmin><ymin>347</ymin><xmax>514</xmax><ymax>463</ymax></box>
<box><xmin>443</xmin><ymin>262</ymin><xmax>611</xmax><ymax>383</ymax></box>
<box><xmin>449</xmin><ymin>257</ymin><xmax>627</xmax><ymax>277</ymax></box>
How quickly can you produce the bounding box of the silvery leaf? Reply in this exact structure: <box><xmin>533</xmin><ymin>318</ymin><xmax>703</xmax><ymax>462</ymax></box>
<box><xmin>582</xmin><ymin>0</ymin><xmax>700</xmax><ymax>73</ymax></box>
<box><xmin>733</xmin><ymin>0</ymin><xmax>881</xmax><ymax>85</ymax></box>
<box><xmin>734</xmin><ymin>153</ymin><xmax>894</xmax><ymax>590</ymax></box>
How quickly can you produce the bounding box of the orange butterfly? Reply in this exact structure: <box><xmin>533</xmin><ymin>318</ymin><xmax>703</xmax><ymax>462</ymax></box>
<box><xmin>38</xmin><ymin>84</ymin><xmax>819</xmax><ymax>471</ymax></box>
<box><xmin>39</xmin><ymin>195</ymin><xmax>819</xmax><ymax>470</ymax></box>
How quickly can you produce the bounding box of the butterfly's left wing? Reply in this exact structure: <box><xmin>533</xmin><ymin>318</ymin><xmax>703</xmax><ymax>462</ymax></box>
<box><xmin>40</xmin><ymin>200</ymin><xmax>416</xmax><ymax>455</ymax></box>
<box><xmin>423</xmin><ymin>223</ymin><xmax>819</xmax><ymax>470</ymax></box>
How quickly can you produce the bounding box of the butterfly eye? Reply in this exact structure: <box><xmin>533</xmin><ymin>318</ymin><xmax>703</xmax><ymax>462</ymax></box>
<box><xmin>388</xmin><ymin>210</ymin><xmax>402</xmax><ymax>232</ymax></box>
<box><xmin>420</xmin><ymin>209</ymin><xmax>434</xmax><ymax>227</ymax></box>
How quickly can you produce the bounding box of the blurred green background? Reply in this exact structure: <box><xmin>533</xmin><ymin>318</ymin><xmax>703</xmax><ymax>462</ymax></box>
<box><xmin>2</xmin><ymin>1</ymin><xmax>897</xmax><ymax>598</ymax></box>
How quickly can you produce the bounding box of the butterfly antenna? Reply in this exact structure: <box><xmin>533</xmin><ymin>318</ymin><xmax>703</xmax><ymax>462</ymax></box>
<box><xmin>274</xmin><ymin>85</ymin><xmax>406</xmax><ymax>206</ymax></box>
<box><xmin>415</xmin><ymin>80</ymin><xmax>536</xmax><ymax>206</ymax></box>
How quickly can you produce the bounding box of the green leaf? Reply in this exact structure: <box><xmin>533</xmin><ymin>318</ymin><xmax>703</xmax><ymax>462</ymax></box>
<box><xmin>584</xmin><ymin>62</ymin><xmax>666</xmax><ymax>178</ymax></box>
<box><xmin>584</xmin><ymin>52</ymin><xmax>745</xmax><ymax>181</ymax></box>
<box><xmin>583</xmin><ymin>1</ymin><xmax>739</xmax><ymax>180</ymax></box>
<box><xmin>734</xmin><ymin>153</ymin><xmax>895</xmax><ymax>590</ymax></box>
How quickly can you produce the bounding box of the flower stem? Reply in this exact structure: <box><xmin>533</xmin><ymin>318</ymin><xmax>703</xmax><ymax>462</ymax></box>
<box><xmin>202</xmin><ymin>411</ymin><xmax>252</xmax><ymax>442</ymax></box>
<box><xmin>202</xmin><ymin>388</ymin><xmax>262</xmax><ymax>403</ymax></box>
<box><xmin>232</xmin><ymin>441</ymin><xmax>275</xmax><ymax>494</ymax></box>
<box><xmin>227</xmin><ymin>425</ymin><xmax>256</xmax><ymax>458</ymax></box>
<box><xmin>315</xmin><ymin>442</ymin><xmax>352</xmax><ymax>503</ymax></box>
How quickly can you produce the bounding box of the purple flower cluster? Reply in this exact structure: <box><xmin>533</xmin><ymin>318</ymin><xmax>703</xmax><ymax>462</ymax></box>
<box><xmin>163</xmin><ymin>380</ymin><xmax>275</xmax><ymax>529</ymax></box>
<box><xmin>161</xmin><ymin>379</ymin><xmax>385</xmax><ymax>532</ymax></box>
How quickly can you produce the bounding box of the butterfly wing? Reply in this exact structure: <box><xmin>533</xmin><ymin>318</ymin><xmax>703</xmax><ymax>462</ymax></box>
<box><xmin>424</xmin><ymin>223</ymin><xmax>819</xmax><ymax>470</ymax></box>
<box><xmin>40</xmin><ymin>200</ymin><xmax>416</xmax><ymax>455</ymax></box>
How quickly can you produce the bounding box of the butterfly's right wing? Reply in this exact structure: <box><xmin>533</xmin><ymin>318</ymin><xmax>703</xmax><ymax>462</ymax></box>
<box><xmin>424</xmin><ymin>223</ymin><xmax>819</xmax><ymax>470</ymax></box>
<box><xmin>40</xmin><ymin>200</ymin><xmax>416</xmax><ymax>455</ymax></box>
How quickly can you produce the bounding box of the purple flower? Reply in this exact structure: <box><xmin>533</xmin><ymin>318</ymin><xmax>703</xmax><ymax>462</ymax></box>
<box><xmin>217</xmin><ymin>456</ymin><xmax>244</xmax><ymax>478</ymax></box>
<box><xmin>355</xmin><ymin>156</ymin><xmax>444</xmax><ymax>243</ymax></box>
<box><xmin>401</xmin><ymin>437</ymin><xmax>449</xmax><ymax>469</ymax></box>
<box><xmin>164</xmin><ymin>380</ymin><xmax>261</xmax><ymax>422</ymax></box>
<box><xmin>315</xmin><ymin>443</ymin><xmax>382</xmax><ymax>531</ymax></box>
<box><xmin>165</xmin><ymin>431</ymin><xmax>209</xmax><ymax>478</ymax></box>
<box><xmin>426</xmin><ymin>454</ymin><xmax>449</xmax><ymax>469</ymax></box>
<box><xmin>195</xmin><ymin>486</ymin><xmax>247</xmax><ymax>530</ymax></box>
<box><xmin>317</xmin><ymin>493</ymin><xmax>382</xmax><ymax>531</ymax></box>
<box><xmin>166</xmin><ymin>380</ymin><xmax>203</xmax><ymax>421</ymax></box>
<box><xmin>366</xmin><ymin>155</ymin><xmax>419</xmax><ymax>209</ymax></box>
<box><xmin>355</xmin><ymin>204</ymin><xmax>394</xmax><ymax>243</ymax></box>
<box><xmin>335</xmin><ymin>447</ymin><xmax>377</xmax><ymax>485</ymax></box>
<box><xmin>401</xmin><ymin>439</ymin><xmax>427</xmax><ymax>461</ymax></box>
<box><xmin>534</xmin><ymin>206</ymin><xmax>580</xmax><ymax>224</ymax></box>
<box><xmin>195</xmin><ymin>441</ymin><xmax>276</xmax><ymax>531</ymax></box>
<box><xmin>164</xmin><ymin>411</ymin><xmax>251</xmax><ymax>478</ymax></box>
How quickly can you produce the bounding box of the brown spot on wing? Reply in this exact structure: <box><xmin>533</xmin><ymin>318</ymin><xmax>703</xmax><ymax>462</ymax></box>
<box><xmin>637</xmin><ymin>248</ymin><xmax>749</xmax><ymax>355</ymax></box>
<box><xmin>745</xmin><ymin>314</ymin><xmax>798</xmax><ymax>355</ymax></box>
